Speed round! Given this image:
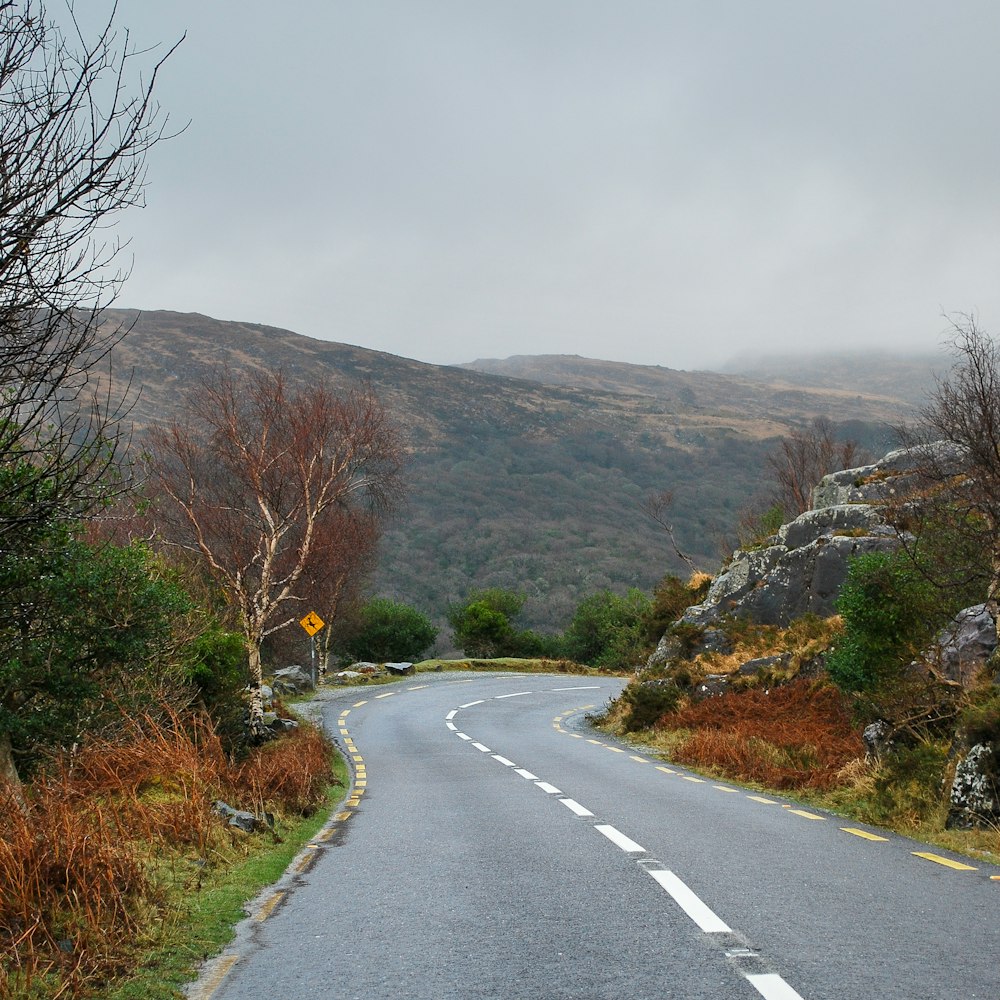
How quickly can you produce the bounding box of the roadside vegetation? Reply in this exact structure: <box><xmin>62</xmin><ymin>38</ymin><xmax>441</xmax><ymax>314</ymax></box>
<box><xmin>597</xmin><ymin>322</ymin><xmax>1000</xmax><ymax>864</ymax></box>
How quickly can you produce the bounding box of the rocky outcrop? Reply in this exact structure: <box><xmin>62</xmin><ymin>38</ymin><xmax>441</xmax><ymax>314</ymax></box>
<box><xmin>680</xmin><ymin>504</ymin><xmax>897</xmax><ymax>628</ymax></box>
<box><xmin>671</xmin><ymin>443</ymin><xmax>968</xmax><ymax>632</ymax></box>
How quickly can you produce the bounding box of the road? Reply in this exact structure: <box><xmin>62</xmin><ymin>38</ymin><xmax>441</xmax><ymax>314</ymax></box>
<box><xmin>192</xmin><ymin>672</ymin><xmax>1000</xmax><ymax>1000</ymax></box>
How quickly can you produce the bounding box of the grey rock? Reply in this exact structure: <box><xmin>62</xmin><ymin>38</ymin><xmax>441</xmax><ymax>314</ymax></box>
<box><xmin>738</xmin><ymin>654</ymin><xmax>790</xmax><ymax>676</ymax></box>
<box><xmin>681</xmin><ymin>529</ymin><xmax>897</xmax><ymax>628</ymax></box>
<box><xmin>926</xmin><ymin>604</ymin><xmax>997</xmax><ymax>688</ymax></box>
<box><xmin>947</xmin><ymin>743</ymin><xmax>1000</xmax><ymax>829</ymax></box>
<box><xmin>699</xmin><ymin>628</ymin><xmax>733</xmax><ymax>655</ymax></box>
<box><xmin>272</xmin><ymin>665</ymin><xmax>313</xmax><ymax>694</ymax></box>
<box><xmin>812</xmin><ymin>441</ymin><xmax>969</xmax><ymax>509</ymax></box>
<box><xmin>260</xmin><ymin>684</ymin><xmax>274</xmax><ymax>709</ymax></box>
<box><xmin>384</xmin><ymin>662</ymin><xmax>415</xmax><ymax>675</ymax></box>
<box><xmin>335</xmin><ymin>670</ymin><xmax>363</xmax><ymax>680</ymax></box>
<box><xmin>862</xmin><ymin>719</ymin><xmax>892</xmax><ymax>762</ymax></box>
<box><xmin>212</xmin><ymin>800</ymin><xmax>265</xmax><ymax>834</ymax></box>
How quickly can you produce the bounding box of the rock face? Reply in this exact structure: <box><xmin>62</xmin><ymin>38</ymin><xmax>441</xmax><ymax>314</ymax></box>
<box><xmin>681</xmin><ymin>505</ymin><xmax>897</xmax><ymax>628</ymax></box>
<box><xmin>925</xmin><ymin>604</ymin><xmax>998</xmax><ymax>687</ymax></box>
<box><xmin>672</xmin><ymin>444</ymin><xmax>966</xmax><ymax>632</ymax></box>
<box><xmin>947</xmin><ymin>743</ymin><xmax>1000</xmax><ymax>830</ymax></box>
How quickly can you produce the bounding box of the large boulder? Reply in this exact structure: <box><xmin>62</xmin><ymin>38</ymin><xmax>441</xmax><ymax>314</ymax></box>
<box><xmin>669</xmin><ymin>443</ymin><xmax>965</xmax><ymax>635</ymax></box>
<box><xmin>681</xmin><ymin>504</ymin><xmax>898</xmax><ymax>627</ymax></box>
<box><xmin>924</xmin><ymin>604</ymin><xmax>998</xmax><ymax>687</ymax></box>
<box><xmin>271</xmin><ymin>664</ymin><xmax>314</xmax><ymax>694</ymax></box>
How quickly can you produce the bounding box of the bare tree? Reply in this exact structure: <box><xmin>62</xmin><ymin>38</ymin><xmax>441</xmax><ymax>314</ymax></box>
<box><xmin>148</xmin><ymin>369</ymin><xmax>403</xmax><ymax>736</ymax></box>
<box><xmin>0</xmin><ymin>3</ymin><xmax>178</xmax><ymax>536</ymax></box>
<box><xmin>767</xmin><ymin>417</ymin><xmax>870</xmax><ymax>516</ymax></box>
<box><xmin>640</xmin><ymin>488</ymin><xmax>697</xmax><ymax>574</ymax></box>
<box><xmin>894</xmin><ymin>315</ymin><xmax>1000</xmax><ymax>604</ymax></box>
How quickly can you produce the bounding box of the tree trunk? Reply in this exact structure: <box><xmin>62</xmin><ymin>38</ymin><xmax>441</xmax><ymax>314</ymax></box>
<box><xmin>246</xmin><ymin>641</ymin><xmax>268</xmax><ymax>741</ymax></box>
<box><xmin>0</xmin><ymin>730</ymin><xmax>27</xmax><ymax>813</ymax></box>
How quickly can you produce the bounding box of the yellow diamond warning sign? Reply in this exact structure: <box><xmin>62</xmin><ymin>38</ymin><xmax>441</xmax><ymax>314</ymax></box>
<box><xmin>299</xmin><ymin>611</ymin><xmax>325</xmax><ymax>636</ymax></box>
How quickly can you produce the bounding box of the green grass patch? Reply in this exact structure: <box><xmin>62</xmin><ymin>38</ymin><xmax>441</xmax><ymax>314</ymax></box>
<box><xmin>414</xmin><ymin>656</ymin><xmax>612</xmax><ymax>675</ymax></box>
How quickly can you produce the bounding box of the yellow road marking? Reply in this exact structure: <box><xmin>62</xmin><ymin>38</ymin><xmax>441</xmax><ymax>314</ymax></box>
<box><xmin>587</xmin><ymin>739</ymin><xmax>604</xmax><ymax>745</ymax></box>
<box><xmin>788</xmin><ymin>809</ymin><xmax>824</xmax><ymax>820</ymax></box>
<box><xmin>335</xmin><ymin>811</ymin><xmax>352</xmax><ymax>822</ymax></box>
<box><xmin>629</xmin><ymin>756</ymin><xmax>649</xmax><ymax>763</ymax></box>
<box><xmin>656</xmin><ymin>766</ymin><xmax>676</xmax><ymax>775</ymax></box>
<box><xmin>682</xmin><ymin>776</ymin><xmax>705</xmax><ymax>783</ymax></box>
<box><xmin>352</xmin><ymin>755</ymin><xmax>364</xmax><ymax>762</ymax></box>
<box><xmin>340</xmin><ymin>728</ymin><xmax>350</xmax><ymax>735</ymax></box>
<box><xmin>713</xmin><ymin>785</ymin><xmax>739</xmax><ymax>793</ymax></box>
<box><xmin>991</xmin><ymin>875</ymin><xmax>1000</xmax><ymax>881</ymax></box>
<box><xmin>353</xmin><ymin>700</ymin><xmax>368</xmax><ymax>707</ymax></box>
<box><xmin>188</xmin><ymin>954</ymin><xmax>239</xmax><ymax>1000</ymax></box>
<box><xmin>356</xmin><ymin>780</ymin><xmax>367</xmax><ymax>787</ymax></box>
<box><xmin>912</xmin><ymin>852</ymin><xmax>977</xmax><ymax>871</ymax></box>
<box><xmin>315</xmin><ymin>827</ymin><xmax>334</xmax><ymax>841</ymax></box>
<box><xmin>341</xmin><ymin>709</ymin><xmax>350</xmax><ymax>716</ymax></box>
<box><xmin>842</xmin><ymin>828</ymin><xmax>888</xmax><ymax>842</ymax></box>
<box><xmin>569</xmin><ymin>733</ymin><xmax>583</xmax><ymax>739</ymax></box>
<box><xmin>606</xmin><ymin>746</ymin><xmax>625</xmax><ymax>753</ymax></box>
<box><xmin>375</xmin><ymin>692</ymin><xmax>395</xmax><ymax>699</ymax></box>
<box><xmin>408</xmin><ymin>685</ymin><xmax>428</xmax><ymax>690</ymax></box>
<box><xmin>747</xmin><ymin>795</ymin><xmax>778</xmax><ymax>805</ymax></box>
<box><xmin>254</xmin><ymin>891</ymin><xmax>284</xmax><ymax>921</ymax></box>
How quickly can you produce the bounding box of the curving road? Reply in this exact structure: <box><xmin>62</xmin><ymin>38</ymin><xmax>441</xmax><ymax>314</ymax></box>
<box><xmin>191</xmin><ymin>672</ymin><xmax>1000</xmax><ymax>1000</ymax></box>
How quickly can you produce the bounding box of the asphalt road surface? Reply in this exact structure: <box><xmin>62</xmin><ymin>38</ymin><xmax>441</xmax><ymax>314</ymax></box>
<box><xmin>190</xmin><ymin>672</ymin><xmax>1000</xmax><ymax>1000</ymax></box>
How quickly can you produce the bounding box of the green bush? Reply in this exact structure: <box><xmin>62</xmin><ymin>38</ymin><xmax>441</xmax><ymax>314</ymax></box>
<box><xmin>617</xmin><ymin>680</ymin><xmax>683</xmax><ymax>732</ymax></box>
<box><xmin>447</xmin><ymin>589</ymin><xmax>557</xmax><ymax>658</ymax></box>
<box><xmin>563</xmin><ymin>588</ymin><xmax>652</xmax><ymax>668</ymax></box>
<box><xmin>342</xmin><ymin>598</ymin><xmax>438</xmax><ymax>662</ymax></box>
<box><xmin>826</xmin><ymin>551</ymin><xmax>941</xmax><ymax>695</ymax></box>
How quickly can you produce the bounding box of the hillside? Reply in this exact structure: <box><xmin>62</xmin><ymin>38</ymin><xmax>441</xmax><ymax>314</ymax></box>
<box><xmin>102</xmin><ymin>311</ymin><xmax>924</xmax><ymax>634</ymax></box>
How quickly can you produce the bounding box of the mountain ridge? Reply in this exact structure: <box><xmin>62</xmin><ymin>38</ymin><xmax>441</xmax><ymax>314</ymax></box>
<box><xmin>101</xmin><ymin>310</ymin><xmax>934</xmax><ymax>632</ymax></box>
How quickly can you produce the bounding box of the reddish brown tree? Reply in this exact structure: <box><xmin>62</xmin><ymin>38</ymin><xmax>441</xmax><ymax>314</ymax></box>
<box><xmin>148</xmin><ymin>369</ymin><xmax>403</xmax><ymax>735</ymax></box>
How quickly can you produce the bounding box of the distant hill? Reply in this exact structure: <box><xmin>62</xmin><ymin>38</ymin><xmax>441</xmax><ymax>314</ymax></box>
<box><xmin>463</xmin><ymin>352</ymin><xmax>932</xmax><ymax>415</ymax></box>
<box><xmin>717</xmin><ymin>349</ymin><xmax>943</xmax><ymax>408</ymax></box>
<box><xmin>102</xmin><ymin>311</ymin><xmax>929</xmax><ymax>635</ymax></box>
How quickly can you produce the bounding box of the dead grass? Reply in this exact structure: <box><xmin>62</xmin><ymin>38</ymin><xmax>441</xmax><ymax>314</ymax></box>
<box><xmin>693</xmin><ymin>615</ymin><xmax>842</xmax><ymax>678</ymax></box>
<box><xmin>662</xmin><ymin>678</ymin><xmax>863</xmax><ymax>790</ymax></box>
<box><xmin>0</xmin><ymin>710</ymin><xmax>335</xmax><ymax>999</ymax></box>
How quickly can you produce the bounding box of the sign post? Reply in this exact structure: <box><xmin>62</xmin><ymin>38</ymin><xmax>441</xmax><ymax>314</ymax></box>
<box><xmin>299</xmin><ymin>611</ymin><xmax>326</xmax><ymax>687</ymax></box>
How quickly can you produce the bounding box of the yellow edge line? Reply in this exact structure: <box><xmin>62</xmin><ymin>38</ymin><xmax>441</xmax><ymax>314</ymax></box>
<box><xmin>788</xmin><ymin>809</ymin><xmax>824</xmax><ymax>820</ymax></box>
<box><xmin>188</xmin><ymin>954</ymin><xmax>240</xmax><ymax>1000</ymax></box>
<box><xmin>912</xmin><ymin>852</ymin><xmax>977</xmax><ymax>871</ymax></box>
<box><xmin>254</xmin><ymin>890</ymin><xmax>285</xmax><ymax>922</ymax></box>
<box><xmin>842</xmin><ymin>827</ymin><xmax>888</xmax><ymax>842</ymax></box>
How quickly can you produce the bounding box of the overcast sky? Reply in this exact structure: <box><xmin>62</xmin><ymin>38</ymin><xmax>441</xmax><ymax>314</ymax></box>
<box><xmin>105</xmin><ymin>1</ymin><xmax>1000</xmax><ymax>371</ymax></box>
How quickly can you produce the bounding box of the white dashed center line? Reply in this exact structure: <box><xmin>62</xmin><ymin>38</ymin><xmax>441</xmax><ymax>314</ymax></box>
<box><xmin>594</xmin><ymin>824</ymin><xmax>645</xmax><ymax>853</ymax></box>
<box><xmin>647</xmin><ymin>869</ymin><xmax>731</xmax><ymax>933</ymax></box>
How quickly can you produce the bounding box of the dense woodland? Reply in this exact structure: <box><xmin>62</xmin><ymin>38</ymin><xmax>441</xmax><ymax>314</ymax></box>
<box><xmin>104</xmin><ymin>310</ymin><xmax>913</xmax><ymax>637</ymax></box>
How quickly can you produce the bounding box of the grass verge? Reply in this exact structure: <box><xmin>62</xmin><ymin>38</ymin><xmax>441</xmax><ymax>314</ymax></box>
<box><xmin>106</xmin><ymin>752</ymin><xmax>347</xmax><ymax>1000</ymax></box>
